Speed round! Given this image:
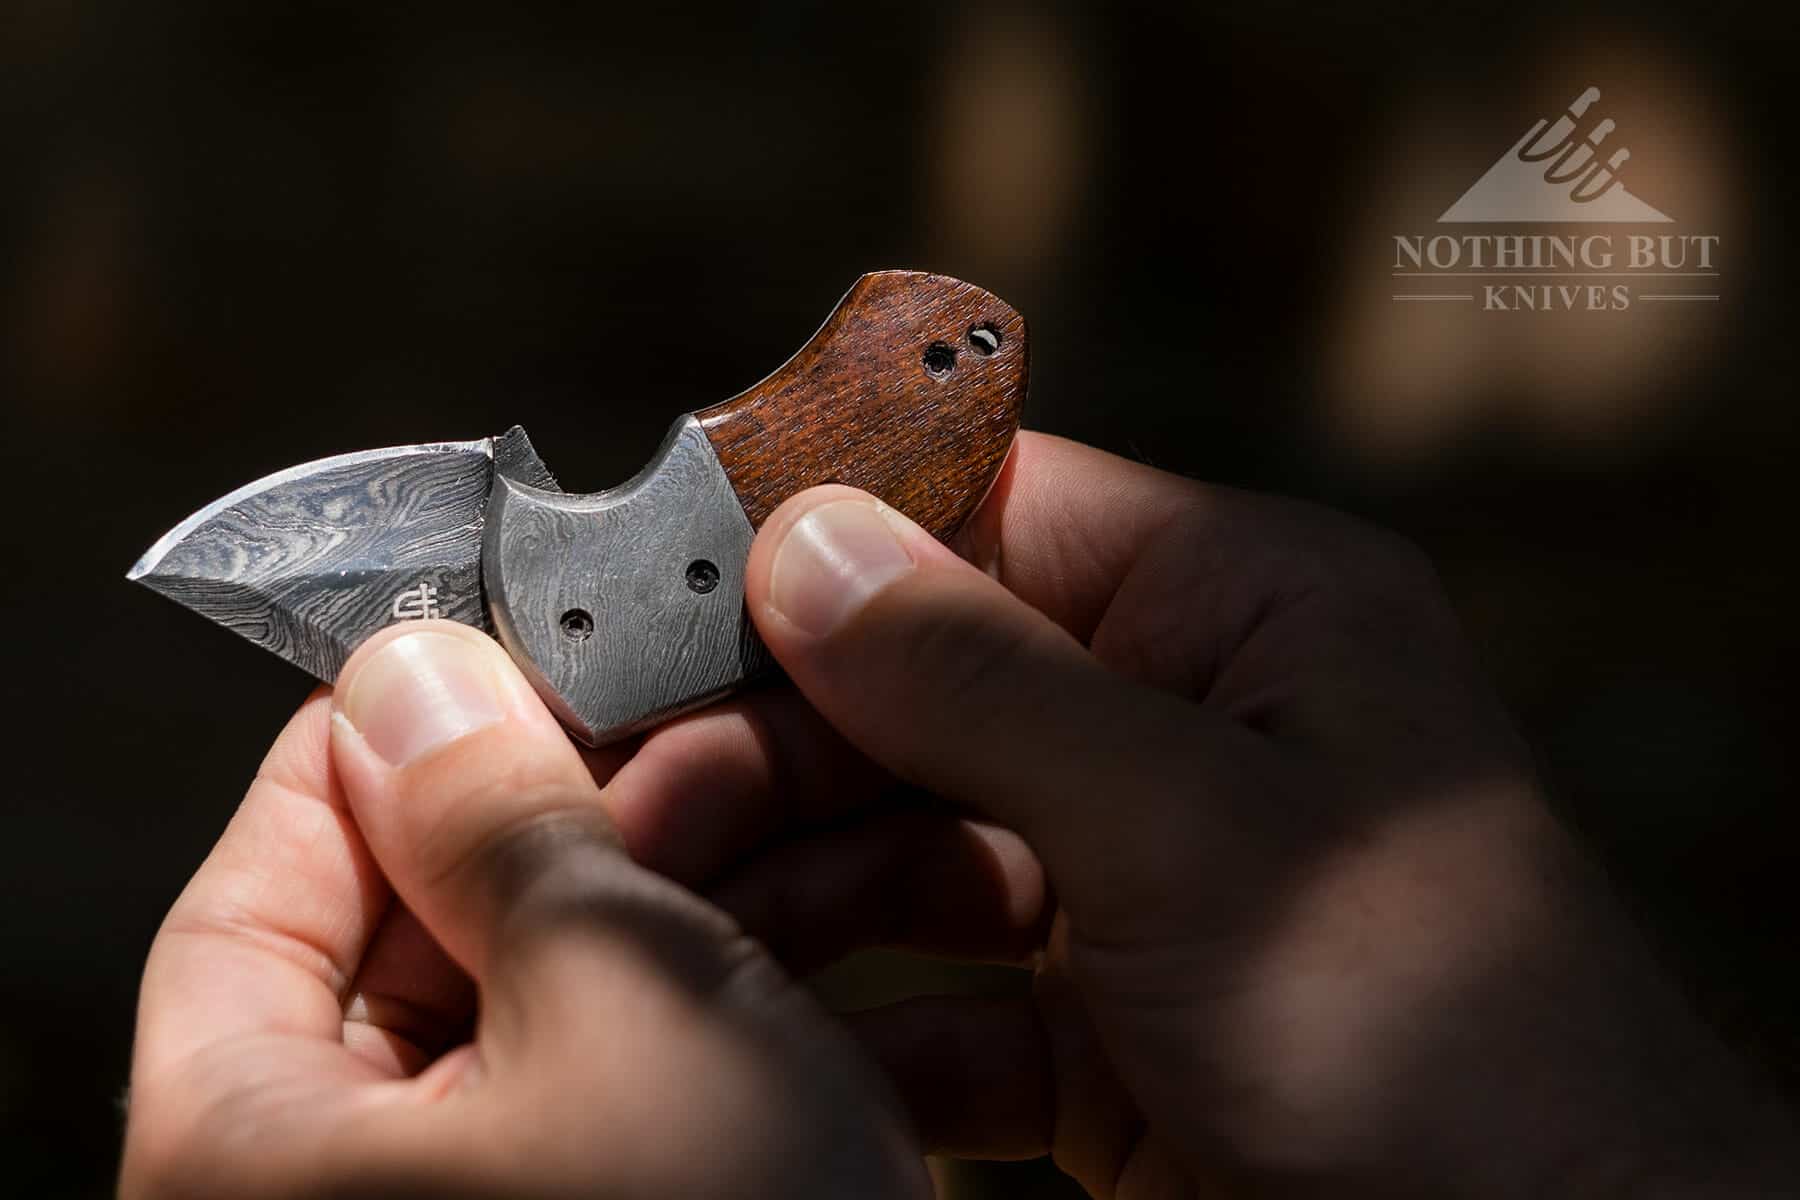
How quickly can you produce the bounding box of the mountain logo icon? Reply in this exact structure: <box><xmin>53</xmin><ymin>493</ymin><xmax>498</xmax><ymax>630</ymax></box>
<box><xmin>1439</xmin><ymin>88</ymin><xmax>1672</xmax><ymax>223</ymax></box>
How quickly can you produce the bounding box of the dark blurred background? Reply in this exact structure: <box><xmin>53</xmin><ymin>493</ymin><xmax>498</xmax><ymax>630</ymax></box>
<box><xmin>3</xmin><ymin>2</ymin><xmax>1795</xmax><ymax>1195</ymax></box>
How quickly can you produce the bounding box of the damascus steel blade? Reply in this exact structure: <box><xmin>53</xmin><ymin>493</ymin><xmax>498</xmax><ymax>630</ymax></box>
<box><xmin>128</xmin><ymin>426</ymin><xmax>560</xmax><ymax>684</ymax></box>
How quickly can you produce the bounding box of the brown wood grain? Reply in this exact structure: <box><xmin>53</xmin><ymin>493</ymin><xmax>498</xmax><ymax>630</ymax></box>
<box><xmin>697</xmin><ymin>270</ymin><xmax>1027</xmax><ymax>540</ymax></box>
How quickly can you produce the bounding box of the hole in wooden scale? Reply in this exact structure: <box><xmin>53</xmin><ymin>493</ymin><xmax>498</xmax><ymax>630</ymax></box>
<box><xmin>967</xmin><ymin>324</ymin><xmax>1002</xmax><ymax>355</ymax></box>
<box><xmin>921</xmin><ymin>341</ymin><xmax>956</xmax><ymax>378</ymax></box>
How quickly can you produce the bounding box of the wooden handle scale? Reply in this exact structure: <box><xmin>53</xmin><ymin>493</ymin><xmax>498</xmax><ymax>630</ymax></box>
<box><xmin>700</xmin><ymin>270</ymin><xmax>1027</xmax><ymax>537</ymax></box>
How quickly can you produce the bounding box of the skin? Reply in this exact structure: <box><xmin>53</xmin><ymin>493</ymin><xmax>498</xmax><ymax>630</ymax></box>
<box><xmin>121</xmin><ymin>432</ymin><xmax>1797</xmax><ymax>1198</ymax></box>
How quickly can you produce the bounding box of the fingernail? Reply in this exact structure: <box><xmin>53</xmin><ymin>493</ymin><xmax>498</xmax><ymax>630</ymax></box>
<box><xmin>769</xmin><ymin>499</ymin><xmax>915</xmax><ymax>636</ymax></box>
<box><xmin>340</xmin><ymin>632</ymin><xmax>506</xmax><ymax>765</ymax></box>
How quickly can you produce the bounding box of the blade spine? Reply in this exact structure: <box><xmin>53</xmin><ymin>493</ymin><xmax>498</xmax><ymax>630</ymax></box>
<box><xmin>126</xmin><ymin>436</ymin><xmax>496</xmax><ymax>582</ymax></box>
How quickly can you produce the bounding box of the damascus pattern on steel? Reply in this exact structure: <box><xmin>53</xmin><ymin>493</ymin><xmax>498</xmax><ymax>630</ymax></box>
<box><xmin>128</xmin><ymin>427</ymin><xmax>558</xmax><ymax>684</ymax></box>
<box><xmin>484</xmin><ymin>416</ymin><xmax>769</xmax><ymax>746</ymax></box>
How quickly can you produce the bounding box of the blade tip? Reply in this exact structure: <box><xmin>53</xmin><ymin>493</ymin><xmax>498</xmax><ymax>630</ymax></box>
<box><xmin>126</xmin><ymin>531</ymin><xmax>178</xmax><ymax>585</ymax></box>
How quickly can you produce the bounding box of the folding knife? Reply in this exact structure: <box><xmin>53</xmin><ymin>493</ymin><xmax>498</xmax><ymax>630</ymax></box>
<box><xmin>127</xmin><ymin>271</ymin><xmax>1027</xmax><ymax>745</ymax></box>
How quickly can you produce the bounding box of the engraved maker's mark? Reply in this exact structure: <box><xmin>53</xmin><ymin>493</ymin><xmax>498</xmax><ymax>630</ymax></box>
<box><xmin>391</xmin><ymin>582</ymin><xmax>443</xmax><ymax>621</ymax></box>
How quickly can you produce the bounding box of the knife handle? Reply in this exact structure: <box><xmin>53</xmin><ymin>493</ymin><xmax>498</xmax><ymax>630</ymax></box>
<box><xmin>484</xmin><ymin>271</ymin><xmax>1027</xmax><ymax>745</ymax></box>
<box><xmin>697</xmin><ymin>270</ymin><xmax>1027</xmax><ymax>539</ymax></box>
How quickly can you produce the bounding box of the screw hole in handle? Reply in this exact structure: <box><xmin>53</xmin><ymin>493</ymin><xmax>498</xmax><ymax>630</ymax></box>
<box><xmin>921</xmin><ymin>341</ymin><xmax>956</xmax><ymax>379</ymax></box>
<box><xmin>685</xmin><ymin>559</ymin><xmax>720</xmax><ymax>594</ymax></box>
<box><xmin>559</xmin><ymin>608</ymin><xmax>594</xmax><ymax>641</ymax></box>
<box><xmin>694</xmin><ymin>271</ymin><xmax>1025</xmax><ymax>538</ymax></box>
<box><xmin>967</xmin><ymin>323</ymin><xmax>1002</xmax><ymax>355</ymax></box>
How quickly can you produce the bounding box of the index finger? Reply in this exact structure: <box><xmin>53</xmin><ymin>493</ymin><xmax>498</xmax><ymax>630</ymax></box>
<box><xmin>131</xmin><ymin>689</ymin><xmax>391</xmax><ymax>1094</ymax></box>
<box><xmin>954</xmin><ymin>431</ymin><xmax>1208</xmax><ymax>642</ymax></box>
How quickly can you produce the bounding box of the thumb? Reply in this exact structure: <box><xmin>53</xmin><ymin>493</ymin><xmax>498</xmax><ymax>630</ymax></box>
<box><xmin>328</xmin><ymin>621</ymin><xmax>928</xmax><ymax>1196</ymax></box>
<box><xmin>327</xmin><ymin>621</ymin><xmax>748</xmax><ymax>1051</ymax></box>
<box><xmin>745</xmin><ymin>486</ymin><xmax>1270</xmax><ymax>935</ymax></box>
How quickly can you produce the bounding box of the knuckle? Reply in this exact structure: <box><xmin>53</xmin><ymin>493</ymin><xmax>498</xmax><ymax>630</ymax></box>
<box><xmin>483</xmin><ymin>810</ymin><xmax>749</xmax><ymax>992</ymax></box>
<box><xmin>710</xmin><ymin>930</ymin><xmax>807</xmax><ymax>1015</ymax></box>
<box><xmin>466</xmin><ymin>805</ymin><xmax>629</xmax><ymax>930</ymax></box>
<box><xmin>896</xmin><ymin>592</ymin><xmax>1042</xmax><ymax>734</ymax></box>
<box><xmin>913</xmin><ymin>588</ymin><xmax>1038</xmax><ymax>697</ymax></box>
<box><xmin>398</xmin><ymin>734</ymin><xmax>614</xmax><ymax>896</ymax></box>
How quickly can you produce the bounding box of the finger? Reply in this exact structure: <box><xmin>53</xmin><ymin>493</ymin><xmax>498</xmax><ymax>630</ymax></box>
<box><xmin>960</xmin><ymin>433</ymin><xmax>1304</xmax><ymax>699</ymax></box>
<box><xmin>845</xmin><ymin>995</ymin><xmax>1052</xmax><ymax>1160</ymax></box>
<box><xmin>744</xmin><ymin>486</ymin><xmax>1281</xmax><ymax>936</ymax></box>
<box><xmin>600</xmin><ymin>435</ymin><xmax>1223</xmax><ymax>891</ymax></box>
<box><xmin>858</xmin><ymin>931</ymin><xmax>1159</xmax><ymax>1193</ymax></box>
<box><xmin>951</xmin><ymin>432</ymin><xmax>1208</xmax><ymax>643</ymax></box>
<box><xmin>341</xmin><ymin>903</ymin><xmax>474</xmax><ymax>1076</ymax></box>
<box><xmin>963</xmin><ymin>434</ymin><xmax>1466</xmax><ymax>705</ymax></box>
<box><xmin>708</xmin><ymin>811</ymin><xmax>1049</xmax><ymax>975</ymax></box>
<box><xmin>600</xmin><ymin>683</ymin><xmax>890</xmax><ymax>888</ymax></box>
<box><xmin>326</xmin><ymin>620</ymin><xmax>839</xmax><ymax>1072</ymax></box>
<box><xmin>1033</xmin><ymin>920</ymin><xmax>1153</xmax><ymax>1196</ymax></box>
<box><xmin>327</xmin><ymin>621</ymin><xmax>927</xmax><ymax>1194</ymax></box>
<box><xmin>133</xmin><ymin>687</ymin><xmax>392</xmax><ymax>1091</ymax></box>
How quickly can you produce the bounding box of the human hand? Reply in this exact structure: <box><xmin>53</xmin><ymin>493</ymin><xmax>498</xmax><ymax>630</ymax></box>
<box><xmin>121</xmin><ymin>428</ymin><xmax>1795</xmax><ymax>1200</ymax></box>
<box><xmin>118</xmin><ymin>621</ymin><xmax>931</xmax><ymax>1199</ymax></box>
<box><xmin>737</xmin><ymin>432</ymin><xmax>1799</xmax><ymax>1197</ymax></box>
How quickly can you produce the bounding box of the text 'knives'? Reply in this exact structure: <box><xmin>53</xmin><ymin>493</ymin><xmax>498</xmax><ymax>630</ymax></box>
<box><xmin>128</xmin><ymin>271</ymin><xmax>1027</xmax><ymax>744</ymax></box>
